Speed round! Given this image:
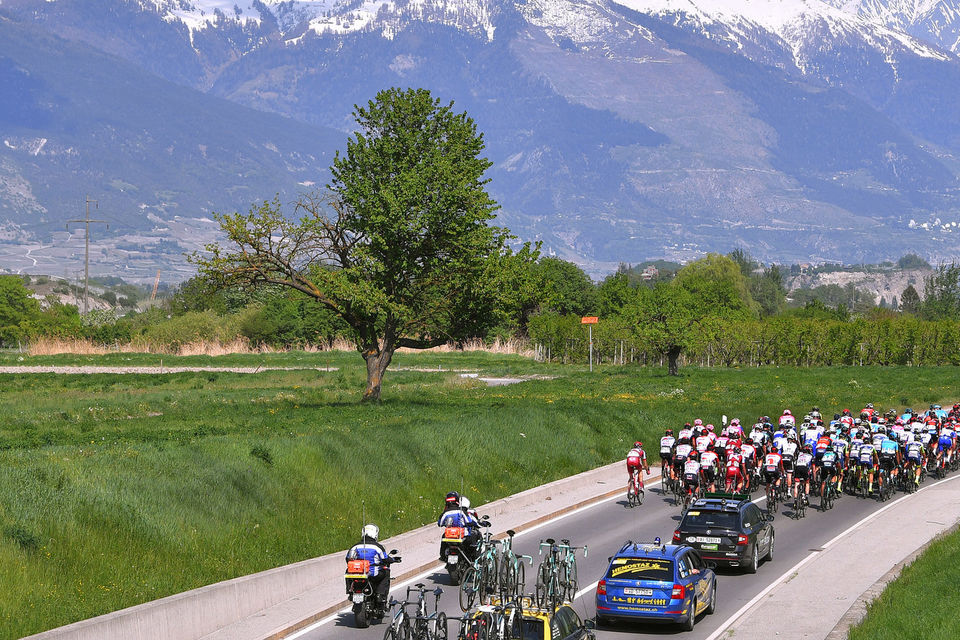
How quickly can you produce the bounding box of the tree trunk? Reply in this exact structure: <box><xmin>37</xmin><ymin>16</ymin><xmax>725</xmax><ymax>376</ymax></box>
<box><xmin>362</xmin><ymin>347</ymin><xmax>395</xmax><ymax>403</ymax></box>
<box><xmin>667</xmin><ymin>346</ymin><xmax>682</xmax><ymax>376</ymax></box>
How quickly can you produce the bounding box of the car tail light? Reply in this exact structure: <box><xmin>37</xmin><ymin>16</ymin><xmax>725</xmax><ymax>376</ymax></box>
<box><xmin>597</xmin><ymin>579</ymin><xmax>606</xmax><ymax>595</ymax></box>
<box><xmin>671</xmin><ymin>584</ymin><xmax>685</xmax><ymax>599</ymax></box>
<box><xmin>673</xmin><ymin>530</ymin><xmax>681</xmax><ymax>543</ymax></box>
<box><xmin>737</xmin><ymin>534</ymin><xmax>749</xmax><ymax>545</ymax></box>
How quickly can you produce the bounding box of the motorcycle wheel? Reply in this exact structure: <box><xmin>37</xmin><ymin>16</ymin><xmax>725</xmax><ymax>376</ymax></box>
<box><xmin>354</xmin><ymin>602</ymin><xmax>370</xmax><ymax>629</ymax></box>
<box><xmin>446</xmin><ymin>563</ymin><xmax>461</xmax><ymax>586</ymax></box>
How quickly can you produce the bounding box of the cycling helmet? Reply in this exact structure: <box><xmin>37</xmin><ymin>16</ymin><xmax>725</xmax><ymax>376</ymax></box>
<box><xmin>842</xmin><ymin>409</ymin><xmax>851</xmax><ymax>416</ymax></box>
<box><xmin>706</xmin><ymin>423</ymin><xmax>715</xmax><ymax>431</ymax></box>
<box><xmin>665</xmin><ymin>429</ymin><xmax>674</xmax><ymax>436</ymax></box>
<box><xmin>362</xmin><ymin>524</ymin><xmax>380</xmax><ymax>541</ymax></box>
<box><xmin>694</xmin><ymin>418</ymin><xmax>703</xmax><ymax>427</ymax></box>
<box><xmin>854</xmin><ymin>418</ymin><xmax>862</xmax><ymax>425</ymax></box>
<box><xmin>866</xmin><ymin>403</ymin><xmax>874</xmax><ymax>409</ymax></box>
<box><xmin>731</xmin><ymin>418</ymin><xmax>740</xmax><ymax>426</ymax></box>
<box><xmin>634</xmin><ymin>441</ymin><xmax>643</xmax><ymax>449</ymax></box>
<box><xmin>763</xmin><ymin>416</ymin><xmax>770</xmax><ymax>423</ymax></box>
<box><xmin>783</xmin><ymin>409</ymin><xmax>792</xmax><ymax>416</ymax></box>
<box><xmin>460</xmin><ymin>497</ymin><xmax>471</xmax><ymax>510</ymax></box>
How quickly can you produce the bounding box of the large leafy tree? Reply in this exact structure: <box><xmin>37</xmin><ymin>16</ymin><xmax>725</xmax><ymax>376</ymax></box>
<box><xmin>195</xmin><ymin>88</ymin><xmax>531</xmax><ymax>401</ymax></box>
<box><xmin>628</xmin><ymin>254</ymin><xmax>756</xmax><ymax>375</ymax></box>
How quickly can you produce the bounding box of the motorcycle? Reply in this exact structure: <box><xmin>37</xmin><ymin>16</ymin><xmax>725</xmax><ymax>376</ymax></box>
<box><xmin>345</xmin><ymin>549</ymin><xmax>401</xmax><ymax>628</ymax></box>
<box><xmin>440</xmin><ymin>514</ymin><xmax>490</xmax><ymax>584</ymax></box>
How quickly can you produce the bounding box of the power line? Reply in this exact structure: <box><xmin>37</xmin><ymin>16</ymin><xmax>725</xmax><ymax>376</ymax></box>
<box><xmin>66</xmin><ymin>195</ymin><xmax>108</xmax><ymax>314</ymax></box>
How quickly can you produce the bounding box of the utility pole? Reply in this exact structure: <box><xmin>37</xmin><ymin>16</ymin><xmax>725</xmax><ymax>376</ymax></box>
<box><xmin>66</xmin><ymin>195</ymin><xmax>108</xmax><ymax>314</ymax></box>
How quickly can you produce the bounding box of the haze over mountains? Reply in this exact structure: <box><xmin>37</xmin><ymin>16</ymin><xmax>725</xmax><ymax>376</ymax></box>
<box><xmin>2</xmin><ymin>0</ymin><xmax>960</xmax><ymax>279</ymax></box>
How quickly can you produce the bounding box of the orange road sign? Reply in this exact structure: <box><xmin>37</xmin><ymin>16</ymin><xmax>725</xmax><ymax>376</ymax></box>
<box><xmin>581</xmin><ymin>317</ymin><xmax>599</xmax><ymax>324</ymax></box>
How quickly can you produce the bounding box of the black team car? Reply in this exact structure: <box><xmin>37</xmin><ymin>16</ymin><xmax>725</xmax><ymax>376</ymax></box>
<box><xmin>672</xmin><ymin>493</ymin><xmax>774</xmax><ymax>573</ymax></box>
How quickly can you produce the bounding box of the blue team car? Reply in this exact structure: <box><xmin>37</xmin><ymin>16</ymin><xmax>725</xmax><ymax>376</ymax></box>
<box><xmin>595</xmin><ymin>539</ymin><xmax>717</xmax><ymax>632</ymax></box>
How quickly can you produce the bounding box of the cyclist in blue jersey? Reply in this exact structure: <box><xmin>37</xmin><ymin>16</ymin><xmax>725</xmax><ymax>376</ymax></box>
<box><xmin>438</xmin><ymin>495</ymin><xmax>482</xmax><ymax>559</ymax></box>
<box><xmin>878</xmin><ymin>434</ymin><xmax>901</xmax><ymax>491</ymax></box>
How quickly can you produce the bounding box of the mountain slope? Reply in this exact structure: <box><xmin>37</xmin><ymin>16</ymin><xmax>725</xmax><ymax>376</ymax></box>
<box><xmin>0</xmin><ymin>14</ymin><xmax>341</xmax><ymax>279</ymax></box>
<box><xmin>3</xmin><ymin>0</ymin><xmax>960</xmax><ymax>274</ymax></box>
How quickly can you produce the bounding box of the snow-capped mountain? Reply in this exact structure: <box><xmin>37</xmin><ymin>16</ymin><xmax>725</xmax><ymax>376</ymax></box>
<box><xmin>829</xmin><ymin>0</ymin><xmax>960</xmax><ymax>52</ymax></box>
<box><xmin>3</xmin><ymin>0</ymin><xmax>960</xmax><ymax>274</ymax></box>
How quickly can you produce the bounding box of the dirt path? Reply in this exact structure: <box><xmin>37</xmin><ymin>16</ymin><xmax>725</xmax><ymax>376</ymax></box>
<box><xmin>0</xmin><ymin>365</ymin><xmax>339</xmax><ymax>374</ymax></box>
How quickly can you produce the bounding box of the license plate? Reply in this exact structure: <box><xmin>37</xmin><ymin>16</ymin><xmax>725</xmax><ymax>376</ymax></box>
<box><xmin>624</xmin><ymin>588</ymin><xmax>653</xmax><ymax>596</ymax></box>
<box><xmin>351</xmin><ymin>594</ymin><xmax>364</xmax><ymax>603</ymax></box>
<box><xmin>701</xmin><ymin>544</ymin><xmax>719</xmax><ymax>551</ymax></box>
<box><xmin>690</xmin><ymin>536</ymin><xmax>721</xmax><ymax>544</ymax></box>
<box><xmin>446</xmin><ymin>555</ymin><xmax>459</xmax><ymax>565</ymax></box>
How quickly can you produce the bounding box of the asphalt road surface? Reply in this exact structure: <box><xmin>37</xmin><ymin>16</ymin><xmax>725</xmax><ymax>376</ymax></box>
<box><xmin>290</xmin><ymin>479</ymin><xmax>907</xmax><ymax>640</ymax></box>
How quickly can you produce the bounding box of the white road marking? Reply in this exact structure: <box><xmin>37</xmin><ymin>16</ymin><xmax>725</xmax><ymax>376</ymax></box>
<box><xmin>285</xmin><ymin>476</ymin><xmax>663</xmax><ymax>638</ymax></box>
<box><xmin>702</xmin><ymin>473</ymin><xmax>960</xmax><ymax>640</ymax></box>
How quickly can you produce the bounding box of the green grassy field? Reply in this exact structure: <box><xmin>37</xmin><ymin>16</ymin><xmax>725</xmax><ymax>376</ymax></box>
<box><xmin>848</xmin><ymin>526</ymin><xmax>960</xmax><ymax>640</ymax></box>
<box><xmin>0</xmin><ymin>352</ymin><xmax>957</xmax><ymax>636</ymax></box>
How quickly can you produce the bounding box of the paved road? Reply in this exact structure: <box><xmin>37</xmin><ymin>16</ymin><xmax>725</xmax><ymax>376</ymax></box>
<box><xmin>289</xmin><ymin>478</ymin><xmax>903</xmax><ymax>640</ymax></box>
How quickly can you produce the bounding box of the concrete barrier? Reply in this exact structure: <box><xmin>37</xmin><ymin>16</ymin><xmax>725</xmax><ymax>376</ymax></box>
<box><xmin>25</xmin><ymin>460</ymin><xmax>631</xmax><ymax>640</ymax></box>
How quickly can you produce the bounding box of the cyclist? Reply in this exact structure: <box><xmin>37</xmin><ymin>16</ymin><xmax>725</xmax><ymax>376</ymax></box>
<box><xmin>660</xmin><ymin>429</ymin><xmax>677</xmax><ymax>482</ymax></box>
<box><xmin>346</xmin><ymin>524</ymin><xmax>392</xmax><ymax>603</ymax></box>
<box><xmin>626</xmin><ymin>441</ymin><xmax>650</xmax><ymax>495</ymax></box>
<box><xmin>818</xmin><ymin>444</ymin><xmax>839</xmax><ymax>499</ymax></box>
<box><xmin>878</xmin><ymin>433</ymin><xmax>900</xmax><ymax>490</ymax></box>
<box><xmin>762</xmin><ymin>445</ymin><xmax>785</xmax><ymax>495</ymax></box>
<box><xmin>727</xmin><ymin>418</ymin><xmax>744</xmax><ymax>439</ymax></box>
<box><xmin>740</xmin><ymin>439</ymin><xmax>758</xmax><ymax>490</ymax></box>
<box><xmin>678</xmin><ymin>422</ymin><xmax>694</xmax><ymax>443</ymax></box>
<box><xmin>939</xmin><ymin>424</ymin><xmax>955</xmax><ymax>470</ymax></box>
<box><xmin>682</xmin><ymin>449</ymin><xmax>703</xmax><ymax>502</ymax></box>
<box><xmin>781</xmin><ymin>434</ymin><xmax>799</xmax><ymax>491</ymax></box>
<box><xmin>700</xmin><ymin>443</ymin><xmax>720</xmax><ymax>493</ymax></box>
<box><xmin>749</xmin><ymin>419</ymin><xmax>768</xmax><ymax>446</ymax></box>
<box><xmin>793</xmin><ymin>445</ymin><xmax>814</xmax><ymax>505</ymax></box>
<box><xmin>779</xmin><ymin>409</ymin><xmax>795</xmax><ymax>428</ymax></box>
<box><xmin>839</xmin><ymin>409</ymin><xmax>855</xmax><ymax>429</ymax></box>
<box><xmin>905</xmin><ymin>437</ymin><xmax>924</xmax><ymax>487</ymax></box>
<box><xmin>724</xmin><ymin>445</ymin><xmax>746</xmax><ymax>493</ymax></box>
<box><xmin>695</xmin><ymin>429</ymin><xmax>712</xmax><ymax>453</ymax></box>
<box><xmin>858</xmin><ymin>437</ymin><xmax>879</xmax><ymax>494</ymax></box>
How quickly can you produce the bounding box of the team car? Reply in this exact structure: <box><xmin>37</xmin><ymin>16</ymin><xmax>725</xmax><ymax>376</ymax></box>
<box><xmin>595</xmin><ymin>539</ymin><xmax>717</xmax><ymax>631</ymax></box>
<box><xmin>468</xmin><ymin>601</ymin><xmax>595</xmax><ymax>640</ymax></box>
<box><xmin>673</xmin><ymin>493</ymin><xmax>774</xmax><ymax>573</ymax></box>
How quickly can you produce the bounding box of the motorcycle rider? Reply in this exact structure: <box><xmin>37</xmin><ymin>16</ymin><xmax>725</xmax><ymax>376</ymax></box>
<box><xmin>346</xmin><ymin>524</ymin><xmax>393</xmax><ymax>604</ymax></box>
<box><xmin>438</xmin><ymin>493</ymin><xmax>481</xmax><ymax>560</ymax></box>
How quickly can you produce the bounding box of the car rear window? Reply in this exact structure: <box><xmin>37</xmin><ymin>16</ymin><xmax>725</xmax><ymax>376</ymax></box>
<box><xmin>605</xmin><ymin>557</ymin><xmax>674</xmax><ymax>581</ymax></box>
<box><xmin>682</xmin><ymin>509</ymin><xmax>739</xmax><ymax>529</ymax></box>
<box><xmin>520</xmin><ymin>618</ymin><xmax>544</xmax><ymax>640</ymax></box>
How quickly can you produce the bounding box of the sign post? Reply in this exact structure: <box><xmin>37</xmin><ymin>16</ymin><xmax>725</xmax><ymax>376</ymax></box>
<box><xmin>581</xmin><ymin>317</ymin><xmax>598</xmax><ymax>371</ymax></box>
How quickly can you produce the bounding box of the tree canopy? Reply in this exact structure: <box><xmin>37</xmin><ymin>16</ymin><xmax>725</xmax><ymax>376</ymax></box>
<box><xmin>194</xmin><ymin>87</ymin><xmax>534</xmax><ymax>401</ymax></box>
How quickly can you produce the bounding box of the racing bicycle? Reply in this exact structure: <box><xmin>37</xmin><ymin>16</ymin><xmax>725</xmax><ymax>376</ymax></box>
<box><xmin>459</xmin><ymin>532</ymin><xmax>499</xmax><ymax>611</ymax></box>
<box><xmin>407</xmin><ymin>583</ymin><xmax>447</xmax><ymax>640</ymax></box>
<box><xmin>535</xmin><ymin>538</ymin><xmax>586</xmax><ymax>611</ymax></box>
<box><xmin>496</xmin><ymin>530</ymin><xmax>533</xmax><ymax>601</ymax></box>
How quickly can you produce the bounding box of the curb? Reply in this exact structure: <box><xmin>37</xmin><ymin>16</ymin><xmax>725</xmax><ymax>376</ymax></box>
<box><xmin>264</xmin><ymin>470</ymin><xmax>660</xmax><ymax>640</ymax></box>
<box><xmin>825</xmin><ymin>521</ymin><xmax>960</xmax><ymax>640</ymax></box>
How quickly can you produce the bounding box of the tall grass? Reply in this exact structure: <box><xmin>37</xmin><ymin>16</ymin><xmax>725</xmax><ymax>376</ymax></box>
<box><xmin>0</xmin><ymin>358</ymin><xmax>957</xmax><ymax>636</ymax></box>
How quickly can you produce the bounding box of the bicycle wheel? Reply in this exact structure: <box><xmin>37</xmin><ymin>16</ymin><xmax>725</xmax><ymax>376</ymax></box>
<box><xmin>383</xmin><ymin>626</ymin><xmax>398</xmax><ymax>640</ymax></box>
<box><xmin>434</xmin><ymin>612</ymin><xmax>448</xmax><ymax>640</ymax></box>
<box><xmin>534</xmin><ymin>562</ymin><xmax>549</xmax><ymax>608</ymax></box>
<box><xmin>460</xmin><ymin>567</ymin><xmax>479</xmax><ymax>612</ymax></box>
<box><xmin>565</xmin><ymin>559</ymin><xmax>579</xmax><ymax>602</ymax></box>
<box><xmin>498</xmin><ymin>555</ymin><xmax>514</xmax><ymax>595</ymax></box>
<box><xmin>514</xmin><ymin>561</ymin><xmax>526</xmax><ymax>600</ymax></box>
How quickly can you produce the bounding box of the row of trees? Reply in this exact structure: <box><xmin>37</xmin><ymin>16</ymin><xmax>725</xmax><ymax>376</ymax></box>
<box><xmin>5</xmin><ymin>86</ymin><xmax>960</xmax><ymax>402</ymax></box>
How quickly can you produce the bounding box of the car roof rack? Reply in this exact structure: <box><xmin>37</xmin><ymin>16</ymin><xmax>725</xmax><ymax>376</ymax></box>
<box><xmin>618</xmin><ymin>537</ymin><xmax>666</xmax><ymax>554</ymax></box>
